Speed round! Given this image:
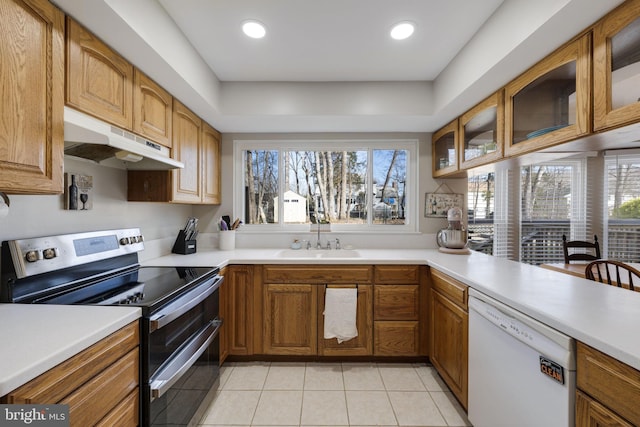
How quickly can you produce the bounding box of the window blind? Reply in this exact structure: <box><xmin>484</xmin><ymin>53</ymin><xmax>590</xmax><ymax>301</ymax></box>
<box><xmin>604</xmin><ymin>152</ymin><xmax>640</xmax><ymax>262</ymax></box>
<box><xmin>493</xmin><ymin>167</ymin><xmax>519</xmax><ymax>260</ymax></box>
<box><xmin>519</xmin><ymin>161</ymin><xmax>585</xmax><ymax>265</ymax></box>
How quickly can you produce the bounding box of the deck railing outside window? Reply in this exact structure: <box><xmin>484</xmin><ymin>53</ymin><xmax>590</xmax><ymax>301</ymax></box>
<box><xmin>467</xmin><ymin>220</ymin><xmax>640</xmax><ymax>265</ymax></box>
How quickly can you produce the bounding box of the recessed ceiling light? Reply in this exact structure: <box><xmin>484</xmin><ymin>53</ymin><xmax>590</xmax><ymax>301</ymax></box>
<box><xmin>390</xmin><ymin>21</ymin><xmax>415</xmax><ymax>40</ymax></box>
<box><xmin>242</xmin><ymin>20</ymin><xmax>266</xmax><ymax>39</ymax></box>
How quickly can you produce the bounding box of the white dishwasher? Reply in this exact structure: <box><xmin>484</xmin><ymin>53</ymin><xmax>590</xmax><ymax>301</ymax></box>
<box><xmin>468</xmin><ymin>289</ymin><xmax>576</xmax><ymax>427</ymax></box>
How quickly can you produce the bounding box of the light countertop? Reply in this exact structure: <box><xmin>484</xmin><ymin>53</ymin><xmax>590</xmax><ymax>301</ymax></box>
<box><xmin>146</xmin><ymin>247</ymin><xmax>640</xmax><ymax>372</ymax></box>
<box><xmin>0</xmin><ymin>305</ymin><xmax>140</xmax><ymax>396</ymax></box>
<box><xmin>3</xmin><ymin>247</ymin><xmax>637</xmax><ymax>396</ymax></box>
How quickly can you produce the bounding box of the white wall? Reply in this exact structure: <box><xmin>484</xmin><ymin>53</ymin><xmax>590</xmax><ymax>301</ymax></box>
<box><xmin>0</xmin><ymin>158</ymin><xmax>194</xmax><ymax>248</ymax></box>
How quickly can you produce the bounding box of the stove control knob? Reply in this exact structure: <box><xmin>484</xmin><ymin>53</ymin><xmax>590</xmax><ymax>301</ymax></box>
<box><xmin>137</xmin><ymin>235</ymin><xmax>144</xmax><ymax>243</ymax></box>
<box><xmin>42</xmin><ymin>248</ymin><xmax>57</xmax><ymax>259</ymax></box>
<box><xmin>25</xmin><ymin>250</ymin><xmax>41</xmax><ymax>263</ymax></box>
<box><xmin>119</xmin><ymin>237</ymin><xmax>130</xmax><ymax>245</ymax></box>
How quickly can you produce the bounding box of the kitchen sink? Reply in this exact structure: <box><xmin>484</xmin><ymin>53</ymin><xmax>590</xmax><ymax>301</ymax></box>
<box><xmin>276</xmin><ymin>249</ymin><xmax>361</xmax><ymax>258</ymax></box>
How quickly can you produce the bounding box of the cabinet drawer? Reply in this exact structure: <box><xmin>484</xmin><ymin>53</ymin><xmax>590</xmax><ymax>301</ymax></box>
<box><xmin>374</xmin><ymin>265</ymin><xmax>420</xmax><ymax>283</ymax></box>
<box><xmin>4</xmin><ymin>322</ymin><xmax>139</xmax><ymax>404</ymax></box>
<box><xmin>95</xmin><ymin>389</ymin><xmax>139</xmax><ymax>427</ymax></box>
<box><xmin>263</xmin><ymin>265</ymin><xmax>372</xmax><ymax>283</ymax></box>
<box><xmin>374</xmin><ymin>285</ymin><xmax>419</xmax><ymax>320</ymax></box>
<box><xmin>374</xmin><ymin>321</ymin><xmax>419</xmax><ymax>356</ymax></box>
<box><xmin>576</xmin><ymin>390</ymin><xmax>634</xmax><ymax>427</ymax></box>
<box><xmin>63</xmin><ymin>348</ymin><xmax>139</xmax><ymax>427</ymax></box>
<box><xmin>430</xmin><ymin>269</ymin><xmax>468</xmax><ymax>309</ymax></box>
<box><xmin>577</xmin><ymin>342</ymin><xmax>640</xmax><ymax>425</ymax></box>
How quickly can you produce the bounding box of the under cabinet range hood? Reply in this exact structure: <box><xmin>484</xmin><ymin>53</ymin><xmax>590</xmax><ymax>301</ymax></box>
<box><xmin>63</xmin><ymin>107</ymin><xmax>184</xmax><ymax>170</ymax></box>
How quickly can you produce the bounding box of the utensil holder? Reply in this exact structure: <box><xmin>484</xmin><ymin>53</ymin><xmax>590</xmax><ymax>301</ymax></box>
<box><xmin>219</xmin><ymin>230</ymin><xmax>236</xmax><ymax>250</ymax></box>
<box><xmin>172</xmin><ymin>230</ymin><xmax>197</xmax><ymax>254</ymax></box>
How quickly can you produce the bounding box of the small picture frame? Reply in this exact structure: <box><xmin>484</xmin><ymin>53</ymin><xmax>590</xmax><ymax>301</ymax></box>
<box><xmin>425</xmin><ymin>192</ymin><xmax>463</xmax><ymax>217</ymax></box>
<box><xmin>64</xmin><ymin>173</ymin><xmax>93</xmax><ymax>211</ymax></box>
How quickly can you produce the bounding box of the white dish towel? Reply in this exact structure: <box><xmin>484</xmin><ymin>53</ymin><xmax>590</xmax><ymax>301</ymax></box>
<box><xmin>323</xmin><ymin>288</ymin><xmax>358</xmax><ymax>343</ymax></box>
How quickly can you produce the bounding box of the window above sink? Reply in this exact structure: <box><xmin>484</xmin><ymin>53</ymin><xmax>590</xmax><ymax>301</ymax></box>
<box><xmin>233</xmin><ymin>139</ymin><xmax>418</xmax><ymax>233</ymax></box>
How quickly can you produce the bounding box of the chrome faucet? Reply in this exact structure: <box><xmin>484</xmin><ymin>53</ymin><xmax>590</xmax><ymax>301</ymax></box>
<box><xmin>335</xmin><ymin>238</ymin><xmax>341</xmax><ymax>250</ymax></box>
<box><xmin>315</xmin><ymin>223</ymin><xmax>322</xmax><ymax>249</ymax></box>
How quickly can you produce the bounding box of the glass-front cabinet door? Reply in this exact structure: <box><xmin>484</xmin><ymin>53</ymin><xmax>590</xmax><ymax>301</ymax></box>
<box><xmin>432</xmin><ymin>119</ymin><xmax>459</xmax><ymax>178</ymax></box>
<box><xmin>504</xmin><ymin>34</ymin><xmax>591</xmax><ymax>157</ymax></box>
<box><xmin>459</xmin><ymin>91</ymin><xmax>504</xmax><ymax>170</ymax></box>
<box><xmin>594</xmin><ymin>0</ymin><xmax>640</xmax><ymax>131</ymax></box>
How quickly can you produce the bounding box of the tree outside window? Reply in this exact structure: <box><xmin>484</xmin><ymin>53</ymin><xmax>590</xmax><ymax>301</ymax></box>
<box><xmin>237</xmin><ymin>141</ymin><xmax>413</xmax><ymax>229</ymax></box>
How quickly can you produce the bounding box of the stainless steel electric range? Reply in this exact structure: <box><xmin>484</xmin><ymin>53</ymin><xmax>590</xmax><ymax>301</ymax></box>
<box><xmin>0</xmin><ymin>228</ymin><xmax>223</xmax><ymax>427</ymax></box>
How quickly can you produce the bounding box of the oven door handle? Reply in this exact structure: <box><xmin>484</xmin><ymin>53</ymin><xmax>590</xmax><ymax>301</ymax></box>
<box><xmin>149</xmin><ymin>275</ymin><xmax>223</xmax><ymax>332</ymax></box>
<box><xmin>150</xmin><ymin>318</ymin><xmax>222</xmax><ymax>400</ymax></box>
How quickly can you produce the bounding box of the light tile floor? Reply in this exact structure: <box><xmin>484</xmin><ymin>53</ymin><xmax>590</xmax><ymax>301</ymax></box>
<box><xmin>198</xmin><ymin>362</ymin><xmax>471</xmax><ymax>427</ymax></box>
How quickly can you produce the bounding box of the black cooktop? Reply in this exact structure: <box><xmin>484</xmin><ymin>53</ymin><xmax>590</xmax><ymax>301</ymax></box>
<box><xmin>3</xmin><ymin>258</ymin><xmax>218</xmax><ymax>310</ymax></box>
<box><xmin>72</xmin><ymin>266</ymin><xmax>218</xmax><ymax>310</ymax></box>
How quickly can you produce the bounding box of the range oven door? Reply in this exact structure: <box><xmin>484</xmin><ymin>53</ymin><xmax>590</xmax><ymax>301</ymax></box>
<box><xmin>143</xmin><ymin>274</ymin><xmax>223</xmax><ymax>427</ymax></box>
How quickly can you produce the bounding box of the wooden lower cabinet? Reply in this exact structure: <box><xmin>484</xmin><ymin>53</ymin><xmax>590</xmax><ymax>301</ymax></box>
<box><xmin>576</xmin><ymin>342</ymin><xmax>640</xmax><ymax>426</ymax></box>
<box><xmin>263</xmin><ymin>284</ymin><xmax>318</xmax><ymax>355</ymax></box>
<box><xmin>220</xmin><ymin>265</ymin><xmax>256</xmax><ymax>356</ymax></box>
<box><xmin>258</xmin><ymin>264</ymin><xmax>426</xmax><ymax>358</ymax></box>
<box><xmin>374</xmin><ymin>321</ymin><xmax>419</xmax><ymax>356</ymax></box>
<box><xmin>318</xmin><ymin>284</ymin><xmax>373</xmax><ymax>356</ymax></box>
<box><xmin>373</xmin><ymin>265</ymin><xmax>428</xmax><ymax>356</ymax></box>
<box><xmin>1</xmin><ymin>321</ymin><xmax>139</xmax><ymax>426</ymax></box>
<box><xmin>576</xmin><ymin>390</ymin><xmax>634</xmax><ymax>427</ymax></box>
<box><xmin>429</xmin><ymin>269</ymin><xmax>468</xmax><ymax>410</ymax></box>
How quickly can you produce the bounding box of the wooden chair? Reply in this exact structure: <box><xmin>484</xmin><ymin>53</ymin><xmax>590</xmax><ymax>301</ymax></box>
<box><xmin>584</xmin><ymin>260</ymin><xmax>640</xmax><ymax>291</ymax></box>
<box><xmin>562</xmin><ymin>234</ymin><xmax>601</xmax><ymax>264</ymax></box>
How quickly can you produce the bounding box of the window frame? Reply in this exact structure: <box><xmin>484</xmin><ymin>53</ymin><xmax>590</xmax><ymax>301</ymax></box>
<box><xmin>485</xmin><ymin>157</ymin><xmax>588</xmax><ymax>264</ymax></box>
<box><xmin>603</xmin><ymin>150</ymin><xmax>640</xmax><ymax>262</ymax></box>
<box><xmin>233</xmin><ymin>139</ymin><xmax>418</xmax><ymax>233</ymax></box>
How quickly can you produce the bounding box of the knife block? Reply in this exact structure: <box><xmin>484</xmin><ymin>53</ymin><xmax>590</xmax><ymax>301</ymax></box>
<box><xmin>172</xmin><ymin>230</ymin><xmax>197</xmax><ymax>254</ymax></box>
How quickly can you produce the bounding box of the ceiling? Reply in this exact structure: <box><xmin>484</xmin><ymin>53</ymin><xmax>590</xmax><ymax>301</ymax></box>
<box><xmin>157</xmin><ymin>0</ymin><xmax>503</xmax><ymax>82</ymax></box>
<box><xmin>52</xmin><ymin>0</ymin><xmax>625</xmax><ymax>134</ymax></box>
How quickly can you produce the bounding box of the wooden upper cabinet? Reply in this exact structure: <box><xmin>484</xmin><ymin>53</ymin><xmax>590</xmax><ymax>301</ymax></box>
<box><xmin>127</xmin><ymin>110</ymin><xmax>222</xmax><ymax>205</ymax></box>
<box><xmin>201</xmin><ymin>121</ymin><xmax>222</xmax><ymax>204</ymax></box>
<box><xmin>594</xmin><ymin>0</ymin><xmax>640</xmax><ymax>131</ymax></box>
<box><xmin>505</xmin><ymin>34</ymin><xmax>592</xmax><ymax>157</ymax></box>
<box><xmin>171</xmin><ymin>99</ymin><xmax>202</xmax><ymax>203</ymax></box>
<box><xmin>459</xmin><ymin>90</ymin><xmax>504</xmax><ymax>170</ymax></box>
<box><xmin>0</xmin><ymin>0</ymin><xmax>64</xmax><ymax>194</ymax></box>
<box><xmin>66</xmin><ymin>17</ymin><xmax>133</xmax><ymax>129</ymax></box>
<box><xmin>432</xmin><ymin>119</ymin><xmax>460</xmax><ymax>178</ymax></box>
<box><xmin>133</xmin><ymin>69</ymin><xmax>173</xmax><ymax>147</ymax></box>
